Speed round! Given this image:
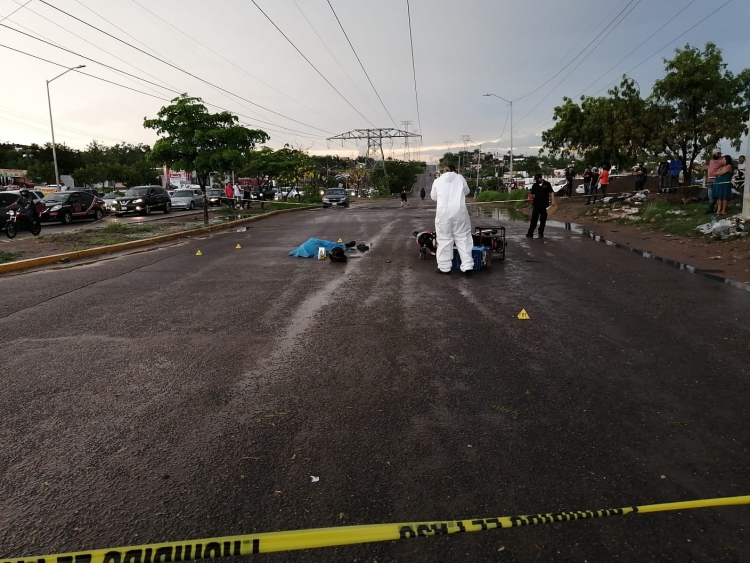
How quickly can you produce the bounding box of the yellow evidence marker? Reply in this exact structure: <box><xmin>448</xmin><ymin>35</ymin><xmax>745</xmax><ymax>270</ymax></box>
<box><xmin>236</xmin><ymin>244</ymin><xmax>242</xmax><ymax>249</ymax></box>
<box><xmin>517</xmin><ymin>309</ymin><xmax>530</xmax><ymax>320</ymax></box>
<box><xmin>195</xmin><ymin>250</ymin><xmax>203</xmax><ymax>256</ymax></box>
<box><xmin>337</xmin><ymin>238</ymin><xmax>343</xmax><ymax>243</ymax></box>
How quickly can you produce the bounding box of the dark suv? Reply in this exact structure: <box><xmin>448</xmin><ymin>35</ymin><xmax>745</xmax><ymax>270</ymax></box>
<box><xmin>115</xmin><ymin>185</ymin><xmax>171</xmax><ymax>216</ymax></box>
<box><xmin>40</xmin><ymin>191</ymin><xmax>106</xmax><ymax>224</ymax></box>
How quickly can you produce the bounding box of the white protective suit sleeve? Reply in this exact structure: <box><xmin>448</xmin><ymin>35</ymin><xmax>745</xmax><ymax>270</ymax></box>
<box><xmin>432</xmin><ymin>172</ymin><xmax>475</xmax><ymax>272</ymax></box>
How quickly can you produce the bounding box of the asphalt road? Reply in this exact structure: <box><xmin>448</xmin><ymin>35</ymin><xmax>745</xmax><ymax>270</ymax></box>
<box><xmin>1</xmin><ymin>198</ymin><xmax>749</xmax><ymax>562</ymax></box>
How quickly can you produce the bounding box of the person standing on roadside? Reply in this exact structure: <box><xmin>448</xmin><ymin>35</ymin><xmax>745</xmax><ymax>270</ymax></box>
<box><xmin>564</xmin><ymin>166</ymin><xmax>575</xmax><ymax>198</ymax></box>
<box><xmin>713</xmin><ymin>155</ymin><xmax>734</xmax><ymax>216</ymax></box>
<box><xmin>669</xmin><ymin>158</ymin><xmax>682</xmax><ymax>188</ymax></box>
<box><xmin>658</xmin><ymin>159</ymin><xmax>669</xmax><ymax>191</ymax></box>
<box><xmin>242</xmin><ymin>184</ymin><xmax>252</xmax><ymax>209</ymax></box>
<box><xmin>420</xmin><ymin>186</ymin><xmax>426</xmax><ymax>200</ymax></box>
<box><xmin>582</xmin><ymin>167</ymin><xmax>592</xmax><ymax>203</ymax></box>
<box><xmin>634</xmin><ymin>162</ymin><xmax>647</xmax><ymax>191</ymax></box>
<box><xmin>431</xmin><ymin>164</ymin><xmax>473</xmax><ymax>275</ymax></box>
<box><xmin>224</xmin><ymin>183</ymin><xmax>233</xmax><ymax>207</ymax></box>
<box><xmin>705</xmin><ymin>148</ymin><xmax>723</xmax><ymax>214</ymax></box>
<box><xmin>586</xmin><ymin>167</ymin><xmax>599</xmax><ymax>205</ymax></box>
<box><xmin>596</xmin><ymin>165</ymin><xmax>610</xmax><ymax>202</ymax></box>
<box><xmin>400</xmin><ymin>187</ymin><xmax>409</xmax><ymax>208</ymax></box>
<box><xmin>526</xmin><ymin>174</ymin><xmax>555</xmax><ymax>239</ymax></box>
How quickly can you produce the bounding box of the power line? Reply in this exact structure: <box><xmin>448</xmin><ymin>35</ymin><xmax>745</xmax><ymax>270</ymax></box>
<box><xmin>512</xmin><ymin>0</ymin><xmax>640</xmax><ymax>103</ymax></box>
<box><xmin>580</xmin><ymin>0</ymin><xmax>699</xmax><ymax>95</ymax></box>
<box><xmin>519</xmin><ymin>0</ymin><xmax>735</xmax><ymax>142</ymax></box>
<box><xmin>249</xmin><ymin>0</ymin><xmax>377</xmax><ymax>127</ymax></box>
<box><xmin>405</xmin><ymin>0</ymin><xmax>422</xmax><ymax>136</ymax></box>
<box><xmin>513</xmin><ymin>0</ymin><xmax>643</xmax><ymax>129</ymax></box>
<box><xmin>7</xmin><ymin>0</ymin><xmax>174</xmax><ymax>97</ymax></box>
<box><xmin>128</xmin><ymin>0</ymin><xmax>348</xmax><ymax>130</ymax></box>
<box><xmin>63</xmin><ymin>0</ymin><xmax>340</xmax><ymax>140</ymax></box>
<box><xmin>0</xmin><ymin>0</ymin><xmax>32</xmax><ymax>24</ymax></box>
<box><xmin>593</xmin><ymin>0</ymin><xmax>734</xmax><ymax>94</ymax></box>
<box><xmin>36</xmin><ymin>0</ymin><xmax>336</xmax><ymax>136</ymax></box>
<box><xmin>326</xmin><ymin>0</ymin><xmax>397</xmax><ymax>128</ymax></box>
<box><xmin>291</xmin><ymin>0</ymin><xmax>385</xmax><ymax>124</ymax></box>
<box><xmin>0</xmin><ymin>44</ymin><xmax>325</xmax><ymax>142</ymax></box>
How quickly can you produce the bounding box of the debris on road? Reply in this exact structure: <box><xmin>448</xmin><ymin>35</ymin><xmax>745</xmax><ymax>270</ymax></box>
<box><xmin>237</xmin><ymin>227</ymin><xmax>247</xmax><ymax>232</ymax></box>
<box><xmin>329</xmin><ymin>248</ymin><xmax>347</xmax><ymax>263</ymax></box>
<box><xmin>310</xmin><ymin>476</ymin><xmax>320</xmax><ymax>483</ymax></box>
<box><xmin>357</xmin><ymin>243</ymin><xmax>370</xmax><ymax>252</ymax></box>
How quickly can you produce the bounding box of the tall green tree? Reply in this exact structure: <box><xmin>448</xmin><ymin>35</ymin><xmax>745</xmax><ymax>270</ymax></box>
<box><xmin>649</xmin><ymin>43</ymin><xmax>750</xmax><ymax>183</ymax></box>
<box><xmin>144</xmin><ymin>95</ymin><xmax>269</xmax><ymax>224</ymax></box>
<box><xmin>542</xmin><ymin>43</ymin><xmax>750</xmax><ymax>183</ymax></box>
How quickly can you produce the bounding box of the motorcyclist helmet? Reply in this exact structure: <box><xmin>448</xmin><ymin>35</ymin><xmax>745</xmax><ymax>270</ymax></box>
<box><xmin>19</xmin><ymin>188</ymin><xmax>29</xmax><ymax>196</ymax></box>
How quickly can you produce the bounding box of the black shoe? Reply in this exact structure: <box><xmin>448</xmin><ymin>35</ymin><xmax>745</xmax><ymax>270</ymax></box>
<box><xmin>436</xmin><ymin>269</ymin><xmax>450</xmax><ymax>275</ymax></box>
<box><xmin>462</xmin><ymin>269</ymin><xmax>473</xmax><ymax>276</ymax></box>
<box><xmin>538</xmin><ymin>233</ymin><xmax>544</xmax><ymax>238</ymax></box>
<box><xmin>525</xmin><ymin>233</ymin><xmax>533</xmax><ymax>238</ymax></box>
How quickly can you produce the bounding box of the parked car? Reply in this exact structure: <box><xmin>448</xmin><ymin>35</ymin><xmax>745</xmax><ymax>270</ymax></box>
<box><xmin>5</xmin><ymin>188</ymin><xmax>46</xmax><ymax>203</ymax></box>
<box><xmin>275</xmin><ymin>187</ymin><xmax>305</xmax><ymax>200</ymax></box>
<box><xmin>552</xmin><ymin>179</ymin><xmax>567</xmax><ymax>194</ymax></box>
<box><xmin>102</xmin><ymin>191</ymin><xmax>124</xmax><ymax>212</ymax></box>
<box><xmin>115</xmin><ymin>185</ymin><xmax>171</xmax><ymax>216</ymax></box>
<box><xmin>206</xmin><ymin>188</ymin><xmax>225</xmax><ymax>206</ymax></box>
<box><xmin>322</xmin><ymin>188</ymin><xmax>350</xmax><ymax>208</ymax></box>
<box><xmin>251</xmin><ymin>185</ymin><xmax>275</xmax><ymax>200</ymax></box>
<box><xmin>40</xmin><ymin>190</ymin><xmax>106</xmax><ymax>224</ymax></box>
<box><xmin>170</xmin><ymin>188</ymin><xmax>204</xmax><ymax>210</ymax></box>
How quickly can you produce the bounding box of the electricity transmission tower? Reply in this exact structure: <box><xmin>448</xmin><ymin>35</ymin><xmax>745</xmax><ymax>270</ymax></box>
<box><xmin>327</xmin><ymin>128</ymin><xmax>422</xmax><ymax>194</ymax></box>
<box><xmin>401</xmin><ymin>120</ymin><xmax>413</xmax><ymax>161</ymax></box>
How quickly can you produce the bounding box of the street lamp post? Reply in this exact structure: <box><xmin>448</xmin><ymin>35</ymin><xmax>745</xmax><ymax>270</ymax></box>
<box><xmin>484</xmin><ymin>94</ymin><xmax>513</xmax><ymax>185</ymax></box>
<box><xmin>47</xmin><ymin>65</ymin><xmax>85</xmax><ymax>187</ymax></box>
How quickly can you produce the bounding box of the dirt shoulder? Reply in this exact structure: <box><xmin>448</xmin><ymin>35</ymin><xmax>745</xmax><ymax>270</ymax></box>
<box><xmin>544</xmin><ymin>194</ymin><xmax>750</xmax><ymax>283</ymax></box>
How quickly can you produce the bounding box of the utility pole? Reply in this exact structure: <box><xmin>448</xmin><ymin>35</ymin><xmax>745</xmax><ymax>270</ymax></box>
<box><xmin>476</xmin><ymin>144</ymin><xmax>481</xmax><ymax>190</ymax></box>
<box><xmin>483</xmin><ymin>94</ymin><xmax>514</xmax><ymax>184</ymax></box>
<box><xmin>47</xmin><ymin>64</ymin><xmax>85</xmax><ymax>187</ymax></box>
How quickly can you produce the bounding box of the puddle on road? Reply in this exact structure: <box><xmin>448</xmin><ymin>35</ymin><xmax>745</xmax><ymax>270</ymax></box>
<box><xmin>471</xmin><ymin>205</ymin><xmax>750</xmax><ymax>293</ymax></box>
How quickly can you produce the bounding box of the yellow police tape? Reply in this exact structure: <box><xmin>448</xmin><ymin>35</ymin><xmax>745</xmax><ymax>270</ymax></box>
<box><xmin>5</xmin><ymin>495</ymin><xmax>749</xmax><ymax>561</ymax></box>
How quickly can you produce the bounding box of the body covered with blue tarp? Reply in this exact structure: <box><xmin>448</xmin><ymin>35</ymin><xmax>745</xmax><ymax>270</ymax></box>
<box><xmin>289</xmin><ymin>238</ymin><xmax>346</xmax><ymax>258</ymax></box>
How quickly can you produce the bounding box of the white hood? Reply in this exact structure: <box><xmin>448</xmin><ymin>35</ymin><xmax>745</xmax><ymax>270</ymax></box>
<box><xmin>431</xmin><ymin>171</ymin><xmax>470</xmax><ymax>221</ymax></box>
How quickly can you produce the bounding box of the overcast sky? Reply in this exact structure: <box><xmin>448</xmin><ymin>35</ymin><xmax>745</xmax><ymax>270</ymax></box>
<box><xmin>1</xmin><ymin>0</ymin><xmax>748</xmax><ymax>163</ymax></box>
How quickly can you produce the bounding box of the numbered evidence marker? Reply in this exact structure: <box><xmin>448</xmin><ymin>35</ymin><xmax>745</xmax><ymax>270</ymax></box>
<box><xmin>517</xmin><ymin>309</ymin><xmax>530</xmax><ymax>320</ymax></box>
<box><xmin>195</xmin><ymin>250</ymin><xmax>203</xmax><ymax>256</ymax></box>
<box><xmin>337</xmin><ymin>238</ymin><xmax>343</xmax><ymax>243</ymax></box>
<box><xmin>236</xmin><ymin>244</ymin><xmax>242</xmax><ymax>249</ymax></box>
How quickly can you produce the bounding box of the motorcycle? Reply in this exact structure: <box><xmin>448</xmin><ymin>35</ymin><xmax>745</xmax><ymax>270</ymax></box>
<box><xmin>5</xmin><ymin>209</ymin><xmax>42</xmax><ymax>239</ymax></box>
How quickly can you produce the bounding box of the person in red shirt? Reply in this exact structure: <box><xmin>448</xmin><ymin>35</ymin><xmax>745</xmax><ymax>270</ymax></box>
<box><xmin>224</xmin><ymin>183</ymin><xmax>233</xmax><ymax>207</ymax></box>
<box><xmin>594</xmin><ymin>165</ymin><xmax>610</xmax><ymax>203</ymax></box>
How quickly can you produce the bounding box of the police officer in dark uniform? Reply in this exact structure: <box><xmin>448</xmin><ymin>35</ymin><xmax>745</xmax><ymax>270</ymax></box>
<box><xmin>526</xmin><ymin>174</ymin><xmax>555</xmax><ymax>239</ymax></box>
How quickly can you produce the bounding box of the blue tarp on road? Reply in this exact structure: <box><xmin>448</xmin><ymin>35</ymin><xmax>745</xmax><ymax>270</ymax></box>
<box><xmin>289</xmin><ymin>238</ymin><xmax>346</xmax><ymax>258</ymax></box>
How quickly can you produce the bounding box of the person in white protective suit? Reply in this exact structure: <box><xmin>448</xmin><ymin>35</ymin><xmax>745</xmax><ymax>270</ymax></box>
<box><xmin>431</xmin><ymin>164</ymin><xmax>474</xmax><ymax>275</ymax></box>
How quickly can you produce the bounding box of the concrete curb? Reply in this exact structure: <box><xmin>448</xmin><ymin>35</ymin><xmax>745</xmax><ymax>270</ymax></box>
<box><xmin>0</xmin><ymin>205</ymin><xmax>317</xmax><ymax>275</ymax></box>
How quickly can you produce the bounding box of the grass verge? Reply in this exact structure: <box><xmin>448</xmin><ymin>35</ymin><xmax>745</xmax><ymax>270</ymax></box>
<box><xmin>0</xmin><ymin>251</ymin><xmax>24</xmax><ymax>264</ymax></box>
